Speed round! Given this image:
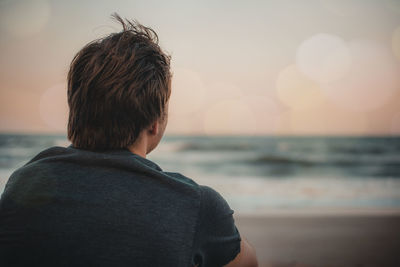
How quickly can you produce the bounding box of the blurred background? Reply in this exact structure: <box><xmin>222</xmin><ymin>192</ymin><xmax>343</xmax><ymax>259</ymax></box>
<box><xmin>1</xmin><ymin>0</ymin><xmax>400</xmax><ymax>214</ymax></box>
<box><xmin>1</xmin><ymin>1</ymin><xmax>400</xmax><ymax>265</ymax></box>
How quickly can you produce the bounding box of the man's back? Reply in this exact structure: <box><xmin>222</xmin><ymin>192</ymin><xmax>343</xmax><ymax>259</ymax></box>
<box><xmin>0</xmin><ymin>146</ymin><xmax>241</xmax><ymax>266</ymax></box>
<box><xmin>0</xmin><ymin>14</ymin><xmax>258</xmax><ymax>267</ymax></box>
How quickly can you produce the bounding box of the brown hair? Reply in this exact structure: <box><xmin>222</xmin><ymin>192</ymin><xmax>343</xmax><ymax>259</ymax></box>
<box><xmin>67</xmin><ymin>13</ymin><xmax>171</xmax><ymax>150</ymax></box>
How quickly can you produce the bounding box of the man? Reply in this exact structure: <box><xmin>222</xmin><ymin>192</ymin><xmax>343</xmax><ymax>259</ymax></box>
<box><xmin>0</xmin><ymin>14</ymin><xmax>257</xmax><ymax>267</ymax></box>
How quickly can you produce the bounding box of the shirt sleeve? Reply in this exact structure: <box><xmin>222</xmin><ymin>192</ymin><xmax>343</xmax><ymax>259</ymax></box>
<box><xmin>191</xmin><ymin>185</ymin><xmax>241</xmax><ymax>267</ymax></box>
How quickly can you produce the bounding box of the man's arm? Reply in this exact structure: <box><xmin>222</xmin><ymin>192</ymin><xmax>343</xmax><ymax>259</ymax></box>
<box><xmin>224</xmin><ymin>239</ymin><xmax>258</xmax><ymax>267</ymax></box>
<box><xmin>193</xmin><ymin>186</ymin><xmax>257</xmax><ymax>266</ymax></box>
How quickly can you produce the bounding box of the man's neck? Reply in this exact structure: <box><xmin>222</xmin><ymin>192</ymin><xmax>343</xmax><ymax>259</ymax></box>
<box><xmin>127</xmin><ymin>146</ymin><xmax>146</xmax><ymax>158</ymax></box>
<box><xmin>127</xmin><ymin>134</ymin><xmax>147</xmax><ymax>158</ymax></box>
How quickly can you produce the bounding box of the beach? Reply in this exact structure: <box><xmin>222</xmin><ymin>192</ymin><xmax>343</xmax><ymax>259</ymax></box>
<box><xmin>235</xmin><ymin>213</ymin><xmax>400</xmax><ymax>267</ymax></box>
<box><xmin>1</xmin><ymin>134</ymin><xmax>400</xmax><ymax>266</ymax></box>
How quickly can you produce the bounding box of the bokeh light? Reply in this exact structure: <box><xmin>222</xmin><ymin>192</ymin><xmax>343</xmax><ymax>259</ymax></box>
<box><xmin>275</xmin><ymin>104</ymin><xmax>368</xmax><ymax>135</ymax></box>
<box><xmin>39</xmin><ymin>83</ymin><xmax>68</xmax><ymax>131</ymax></box>
<box><xmin>0</xmin><ymin>1</ymin><xmax>399</xmax><ymax>136</ymax></box>
<box><xmin>288</xmin><ymin>106</ymin><xmax>368</xmax><ymax>135</ymax></box>
<box><xmin>0</xmin><ymin>0</ymin><xmax>51</xmax><ymax>38</ymax></box>
<box><xmin>276</xmin><ymin>65</ymin><xmax>325</xmax><ymax>110</ymax></box>
<box><xmin>203</xmin><ymin>98</ymin><xmax>256</xmax><ymax>135</ymax></box>
<box><xmin>169</xmin><ymin>68</ymin><xmax>206</xmax><ymax>115</ymax></box>
<box><xmin>0</xmin><ymin>89</ymin><xmax>41</xmax><ymax>132</ymax></box>
<box><xmin>239</xmin><ymin>95</ymin><xmax>280</xmax><ymax>135</ymax></box>
<box><xmin>322</xmin><ymin>40</ymin><xmax>400</xmax><ymax>112</ymax></box>
<box><xmin>205</xmin><ymin>82</ymin><xmax>243</xmax><ymax>103</ymax></box>
<box><xmin>296</xmin><ymin>34</ymin><xmax>351</xmax><ymax>83</ymax></box>
<box><xmin>166</xmin><ymin>112</ymin><xmax>204</xmax><ymax>135</ymax></box>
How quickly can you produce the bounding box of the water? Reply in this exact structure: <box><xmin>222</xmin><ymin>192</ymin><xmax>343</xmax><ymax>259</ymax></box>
<box><xmin>1</xmin><ymin>134</ymin><xmax>400</xmax><ymax>214</ymax></box>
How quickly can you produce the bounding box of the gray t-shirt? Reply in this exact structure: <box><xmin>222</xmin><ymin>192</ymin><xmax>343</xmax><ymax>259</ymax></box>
<box><xmin>0</xmin><ymin>146</ymin><xmax>241</xmax><ymax>267</ymax></box>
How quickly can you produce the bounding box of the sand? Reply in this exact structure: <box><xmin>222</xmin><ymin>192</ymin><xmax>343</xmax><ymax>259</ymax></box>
<box><xmin>234</xmin><ymin>213</ymin><xmax>400</xmax><ymax>267</ymax></box>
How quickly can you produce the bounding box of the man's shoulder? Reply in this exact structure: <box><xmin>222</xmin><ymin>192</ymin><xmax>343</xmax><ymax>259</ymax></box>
<box><xmin>7</xmin><ymin>146</ymin><xmax>71</xmax><ymax>179</ymax></box>
<box><xmin>163</xmin><ymin>171</ymin><xmax>199</xmax><ymax>187</ymax></box>
<box><xmin>25</xmin><ymin>146</ymin><xmax>72</xmax><ymax>164</ymax></box>
<box><xmin>6</xmin><ymin>146</ymin><xmax>229</xmax><ymax>204</ymax></box>
<box><xmin>197</xmin><ymin>185</ymin><xmax>234</xmax><ymax>218</ymax></box>
<box><xmin>13</xmin><ymin>146</ymin><xmax>201</xmax><ymax>189</ymax></box>
<box><xmin>20</xmin><ymin>145</ymin><xmax>157</xmax><ymax>171</ymax></box>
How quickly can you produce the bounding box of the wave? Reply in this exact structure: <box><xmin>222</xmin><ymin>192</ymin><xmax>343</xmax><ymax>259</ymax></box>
<box><xmin>178</xmin><ymin>143</ymin><xmax>254</xmax><ymax>152</ymax></box>
<box><xmin>330</xmin><ymin>146</ymin><xmax>389</xmax><ymax>154</ymax></box>
<box><xmin>251</xmin><ymin>155</ymin><xmax>313</xmax><ymax>166</ymax></box>
<box><xmin>250</xmin><ymin>155</ymin><xmax>400</xmax><ymax>167</ymax></box>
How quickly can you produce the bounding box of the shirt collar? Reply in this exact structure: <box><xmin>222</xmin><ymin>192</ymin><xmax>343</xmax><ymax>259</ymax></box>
<box><xmin>67</xmin><ymin>144</ymin><xmax>162</xmax><ymax>171</ymax></box>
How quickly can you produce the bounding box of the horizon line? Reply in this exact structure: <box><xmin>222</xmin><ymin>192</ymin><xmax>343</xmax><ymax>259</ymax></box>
<box><xmin>0</xmin><ymin>131</ymin><xmax>399</xmax><ymax>139</ymax></box>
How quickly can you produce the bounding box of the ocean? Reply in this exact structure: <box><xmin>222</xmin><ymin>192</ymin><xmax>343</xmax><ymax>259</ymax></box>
<box><xmin>1</xmin><ymin>134</ymin><xmax>400</xmax><ymax>215</ymax></box>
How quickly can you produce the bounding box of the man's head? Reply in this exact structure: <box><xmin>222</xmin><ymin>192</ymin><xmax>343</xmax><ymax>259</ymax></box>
<box><xmin>67</xmin><ymin>13</ymin><xmax>171</xmax><ymax>151</ymax></box>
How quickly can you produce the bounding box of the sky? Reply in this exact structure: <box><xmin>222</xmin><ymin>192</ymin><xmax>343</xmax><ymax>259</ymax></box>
<box><xmin>0</xmin><ymin>0</ymin><xmax>400</xmax><ymax>136</ymax></box>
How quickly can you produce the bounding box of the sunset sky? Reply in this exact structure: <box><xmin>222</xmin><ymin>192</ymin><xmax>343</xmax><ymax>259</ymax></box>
<box><xmin>1</xmin><ymin>0</ymin><xmax>400</xmax><ymax>135</ymax></box>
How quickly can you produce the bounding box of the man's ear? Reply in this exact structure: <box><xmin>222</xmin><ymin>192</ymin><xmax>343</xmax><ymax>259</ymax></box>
<box><xmin>148</xmin><ymin>121</ymin><xmax>159</xmax><ymax>135</ymax></box>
